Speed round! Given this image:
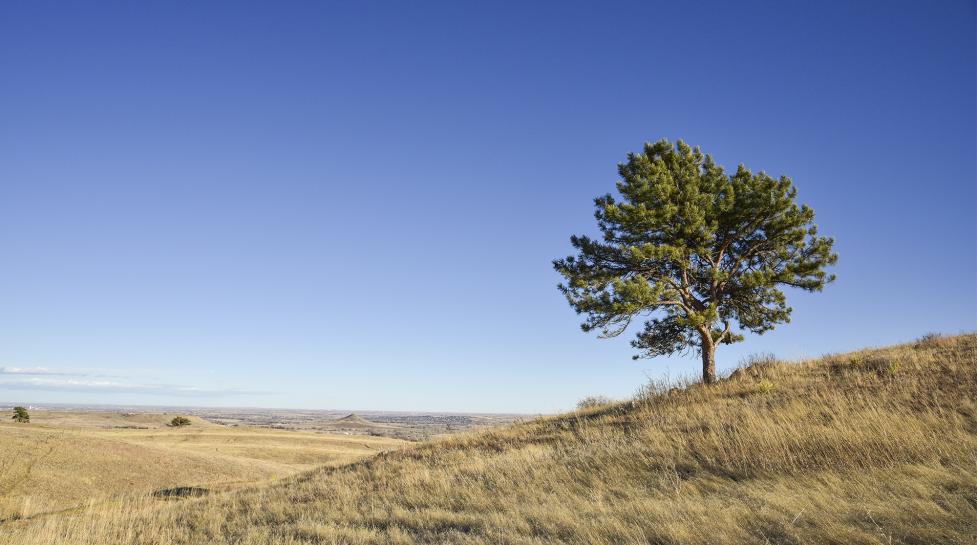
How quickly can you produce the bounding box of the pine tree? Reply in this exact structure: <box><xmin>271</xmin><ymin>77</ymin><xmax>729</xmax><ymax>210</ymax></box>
<box><xmin>554</xmin><ymin>139</ymin><xmax>837</xmax><ymax>383</ymax></box>
<box><xmin>12</xmin><ymin>406</ymin><xmax>29</xmax><ymax>423</ymax></box>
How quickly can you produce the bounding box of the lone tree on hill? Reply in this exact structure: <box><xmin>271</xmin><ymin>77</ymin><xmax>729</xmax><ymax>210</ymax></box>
<box><xmin>12</xmin><ymin>406</ymin><xmax>30</xmax><ymax>423</ymax></box>
<box><xmin>169</xmin><ymin>416</ymin><xmax>191</xmax><ymax>427</ymax></box>
<box><xmin>554</xmin><ymin>139</ymin><xmax>837</xmax><ymax>384</ymax></box>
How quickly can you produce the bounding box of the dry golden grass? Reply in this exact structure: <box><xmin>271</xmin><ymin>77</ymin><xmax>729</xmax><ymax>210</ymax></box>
<box><xmin>18</xmin><ymin>410</ymin><xmax>217</xmax><ymax>430</ymax></box>
<box><xmin>2</xmin><ymin>334</ymin><xmax>975</xmax><ymax>544</ymax></box>
<box><xmin>0</xmin><ymin>414</ymin><xmax>405</xmax><ymax>522</ymax></box>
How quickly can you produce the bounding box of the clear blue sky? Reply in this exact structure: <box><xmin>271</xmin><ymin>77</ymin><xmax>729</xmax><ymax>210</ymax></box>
<box><xmin>1</xmin><ymin>1</ymin><xmax>974</xmax><ymax>413</ymax></box>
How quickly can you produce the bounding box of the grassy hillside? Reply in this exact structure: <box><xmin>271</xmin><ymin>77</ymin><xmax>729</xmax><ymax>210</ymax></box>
<box><xmin>3</xmin><ymin>334</ymin><xmax>975</xmax><ymax>544</ymax></box>
<box><xmin>0</xmin><ymin>416</ymin><xmax>405</xmax><ymax>522</ymax></box>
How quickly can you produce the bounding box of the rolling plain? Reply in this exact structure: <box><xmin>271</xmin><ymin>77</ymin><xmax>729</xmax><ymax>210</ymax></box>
<box><xmin>0</xmin><ymin>410</ymin><xmax>408</xmax><ymax>522</ymax></box>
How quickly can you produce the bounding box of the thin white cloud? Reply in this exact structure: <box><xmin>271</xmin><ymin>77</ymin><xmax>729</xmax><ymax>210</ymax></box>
<box><xmin>0</xmin><ymin>366</ymin><xmax>133</xmax><ymax>379</ymax></box>
<box><xmin>0</xmin><ymin>366</ymin><xmax>78</xmax><ymax>376</ymax></box>
<box><xmin>0</xmin><ymin>377</ymin><xmax>270</xmax><ymax>397</ymax></box>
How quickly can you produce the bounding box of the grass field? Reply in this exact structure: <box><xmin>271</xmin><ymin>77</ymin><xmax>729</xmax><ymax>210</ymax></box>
<box><xmin>1</xmin><ymin>333</ymin><xmax>974</xmax><ymax>544</ymax></box>
<box><xmin>0</xmin><ymin>412</ymin><xmax>405</xmax><ymax>522</ymax></box>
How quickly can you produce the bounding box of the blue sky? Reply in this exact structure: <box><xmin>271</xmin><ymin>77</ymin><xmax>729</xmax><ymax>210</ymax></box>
<box><xmin>1</xmin><ymin>1</ymin><xmax>974</xmax><ymax>413</ymax></box>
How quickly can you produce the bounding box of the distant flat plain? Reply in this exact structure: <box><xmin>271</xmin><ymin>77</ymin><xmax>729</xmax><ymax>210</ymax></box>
<box><xmin>0</xmin><ymin>405</ymin><xmax>526</xmax><ymax>522</ymax></box>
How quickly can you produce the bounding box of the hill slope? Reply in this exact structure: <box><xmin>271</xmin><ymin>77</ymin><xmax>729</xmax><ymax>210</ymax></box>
<box><xmin>320</xmin><ymin>412</ymin><xmax>393</xmax><ymax>432</ymax></box>
<box><xmin>4</xmin><ymin>334</ymin><xmax>976</xmax><ymax>544</ymax></box>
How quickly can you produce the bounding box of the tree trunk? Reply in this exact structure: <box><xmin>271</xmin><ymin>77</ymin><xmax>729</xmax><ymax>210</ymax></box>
<box><xmin>699</xmin><ymin>332</ymin><xmax>717</xmax><ymax>384</ymax></box>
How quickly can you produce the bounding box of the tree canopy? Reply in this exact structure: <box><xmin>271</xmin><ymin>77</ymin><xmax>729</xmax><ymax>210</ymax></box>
<box><xmin>554</xmin><ymin>139</ymin><xmax>837</xmax><ymax>383</ymax></box>
<box><xmin>12</xmin><ymin>406</ymin><xmax>29</xmax><ymax>423</ymax></box>
<box><xmin>169</xmin><ymin>416</ymin><xmax>192</xmax><ymax>427</ymax></box>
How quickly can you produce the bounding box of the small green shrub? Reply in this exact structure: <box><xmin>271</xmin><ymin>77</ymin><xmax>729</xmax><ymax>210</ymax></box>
<box><xmin>755</xmin><ymin>379</ymin><xmax>776</xmax><ymax>395</ymax></box>
<box><xmin>169</xmin><ymin>416</ymin><xmax>192</xmax><ymax>427</ymax></box>
<box><xmin>11</xmin><ymin>406</ymin><xmax>29</xmax><ymax>423</ymax></box>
